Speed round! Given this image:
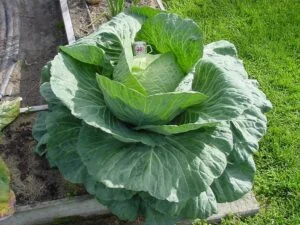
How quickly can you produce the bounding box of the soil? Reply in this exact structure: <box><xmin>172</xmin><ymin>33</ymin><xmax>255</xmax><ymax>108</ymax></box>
<box><xmin>18</xmin><ymin>0</ymin><xmax>67</xmax><ymax>107</ymax></box>
<box><xmin>68</xmin><ymin>0</ymin><xmax>94</xmax><ymax>39</ymax></box>
<box><xmin>86</xmin><ymin>0</ymin><xmax>110</xmax><ymax>31</ymax></box>
<box><xmin>41</xmin><ymin>215</ymin><xmax>144</xmax><ymax>225</ymax></box>
<box><xmin>88</xmin><ymin>0</ymin><xmax>160</xmax><ymax>30</ymax></box>
<box><xmin>0</xmin><ymin>113</ymin><xmax>86</xmax><ymax>206</ymax></box>
<box><xmin>69</xmin><ymin>0</ymin><xmax>159</xmax><ymax>38</ymax></box>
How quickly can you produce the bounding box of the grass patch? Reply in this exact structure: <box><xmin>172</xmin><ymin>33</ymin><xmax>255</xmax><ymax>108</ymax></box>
<box><xmin>164</xmin><ymin>0</ymin><xmax>300</xmax><ymax>224</ymax></box>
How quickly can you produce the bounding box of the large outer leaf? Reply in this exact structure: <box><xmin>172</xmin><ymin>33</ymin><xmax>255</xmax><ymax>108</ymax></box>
<box><xmin>186</xmin><ymin>58</ymin><xmax>252</xmax><ymax>124</ymax></box>
<box><xmin>211</xmin><ymin>109</ymin><xmax>261</xmax><ymax>202</ymax></box>
<box><xmin>204</xmin><ymin>40</ymin><xmax>238</xmax><ymax>58</ymax></box>
<box><xmin>41</xmin><ymin>62</ymin><xmax>51</xmax><ymax>84</ymax></box>
<box><xmin>100</xmin><ymin>196</ymin><xmax>141</xmax><ymax>221</ymax></box>
<box><xmin>96</xmin><ymin>193</ymin><xmax>179</xmax><ymax>225</ymax></box>
<box><xmin>137</xmin><ymin>13</ymin><xmax>203</xmax><ymax>72</ymax></box>
<box><xmin>203</xmin><ymin>41</ymin><xmax>272</xmax><ymax>202</ymax></box>
<box><xmin>40</xmin><ymin>83</ymin><xmax>61</xmax><ymax>106</ymax></box>
<box><xmin>140</xmin><ymin>187</ymin><xmax>217</xmax><ymax>219</ymax></box>
<box><xmin>32</xmin><ymin>112</ymin><xmax>49</xmax><ymax>156</ymax></box>
<box><xmin>50</xmin><ymin>52</ymin><xmax>158</xmax><ymax>146</ymax></box>
<box><xmin>83</xmin><ymin>170</ymin><xmax>140</xmax><ymax>221</ymax></box>
<box><xmin>61</xmin><ymin>13</ymin><xmax>143</xmax><ymax>64</ymax></box>
<box><xmin>94</xmin><ymin>12</ymin><xmax>142</xmax><ymax>61</ymax></box>
<box><xmin>84</xmin><ymin>175</ymin><xmax>136</xmax><ymax>202</ymax></box>
<box><xmin>247</xmin><ymin>79</ymin><xmax>272</xmax><ymax>113</ymax></box>
<box><xmin>60</xmin><ymin>39</ymin><xmax>105</xmax><ymax>66</ymax></box>
<box><xmin>33</xmin><ymin>108</ymin><xmax>138</xmax><ymax>200</ymax></box>
<box><xmin>46</xmin><ymin>106</ymin><xmax>86</xmax><ymax>183</ymax></box>
<box><xmin>211</xmin><ymin>83</ymin><xmax>272</xmax><ymax>202</ymax></box>
<box><xmin>211</xmin><ymin>150</ymin><xmax>256</xmax><ymax>203</ymax></box>
<box><xmin>77</xmin><ymin>123</ymin><xmax>232</xmax><ymax>202</ymax></box>
<box><xmin>37</xmin><ymin>108</ymin><xmax>136</xmax><ymax>202</ymax></box>
<box><xmin>84</xmin><ymin>175</ymin><xmax>140</xmax><ymax>220</ymax></box>
<box><xmin>97</xmin><ymin>75</ymin><xmax>207</xmax><ymax>126</ymax></box>
<box><xmin>32</xmin><ymin>82</ymin><xmax>61</xmax><ymax>156</ymax></box>
<box><xmin>143</xmin><ymin>206</ymin><xmax>177</xmax><ymax>225</ymax></box>
<box><xmin>93</xmin><ymin>12</ymin><xmax>142</xmax><ymax>62</ymax></box>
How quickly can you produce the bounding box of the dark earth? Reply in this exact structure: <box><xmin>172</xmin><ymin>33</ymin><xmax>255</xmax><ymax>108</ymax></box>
<box><xmin>39</xmin><ymin>215</ymin><xmax>144</xmax><ymax>225</ymax></box>
<box><xmin>18</xmin><ymin>0</ymin><xmax>67</xmax><ymax>106</ymax></box>
<box><xmin>0</xmin><ymin>113</ymin><xmax>86</xmax><ymax>206</ymax></box>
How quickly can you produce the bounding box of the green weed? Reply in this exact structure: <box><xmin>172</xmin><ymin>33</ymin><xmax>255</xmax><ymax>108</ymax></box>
<box><xmin>107</xmin><ymin>0</ymin><xmax>125</xmax><ymax>17</ymax></box>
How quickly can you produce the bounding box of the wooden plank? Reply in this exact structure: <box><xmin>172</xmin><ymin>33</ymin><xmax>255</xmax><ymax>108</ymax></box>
<box><xmin>1</xmin><ymin>196</ymin><xmax>109</xmax><ymax>225</ymax></box>
<box><xmin>20</xmin><ymin>104</ymin><xmax>48</xmax><ymax>113</ymax></box>
<box><xmin>59</xmin><ymin>0</ymin><xmax>76</xmax><ymax>44</ymax></box>
<box><xmin>155</xmin><ymin>0</ymin><xmax>165</xmax><ymax>10</ymax></box>
<box><xmin>0</xmin><ymin>192</ymin><xmax>259</xmax><ymax>225</ymax></box>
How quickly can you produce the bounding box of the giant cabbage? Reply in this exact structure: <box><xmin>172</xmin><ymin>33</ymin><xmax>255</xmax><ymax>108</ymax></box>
<box><xmin>33</xmin><ymin>7</ymin><xmax>272</xmax><ymax>225</ymax></box>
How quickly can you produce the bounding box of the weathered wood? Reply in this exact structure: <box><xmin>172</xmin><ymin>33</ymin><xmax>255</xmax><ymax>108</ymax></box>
<box><xmin>155</xmin><ymin>0</ymin><xmax>165</xmax><ymax>10</ymax></box>
<box><xmin>59</xmin><ymin>0</ymin><xmax>76</xmax><ymax>44</ymax></box>
<box><xmin>20</xmin><ymin>104</ymin><xmax>48</xmax><ymax>113</ymax></box>
<box><xmin>1</xmin><ymin>195</ymin><xmax>109</xmax><ymax>225</ymax></box>
<box><xmin>0</xmin><ymin>192</ymin><xmax>259</xmax><ymax>225</ymax></box>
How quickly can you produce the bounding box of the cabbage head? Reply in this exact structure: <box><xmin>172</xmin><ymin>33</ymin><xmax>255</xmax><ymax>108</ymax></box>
<box><xmin>33</xmin><ymin>7</ymin><xmax>272</xmax><ymax>225</ymax></box>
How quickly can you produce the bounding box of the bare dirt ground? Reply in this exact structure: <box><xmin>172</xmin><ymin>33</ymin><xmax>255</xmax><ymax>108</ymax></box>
<box><xmin>41</xmin><ymin>214</ymin><xmax>144</xmax><ymax>225</ymax></box>
<box><xmin>0</xmin><ymin>114</ymin><xmax>86</xmax><ymax>205</ymax></box>
<box><xmin>69</xmin><ymin>0</ymin><xmax>159</xmax><ymax>38</ymax></box>
<box><xmin>88</xmin><ymin>0</ymin><xmax>159</xmax><ymax>30</ymax></box>
<box><xmin>68</xmin><ymin>0</ymin><xmax>94</xmax><ymax>39</ymax></box>
<box><xmin>18</xmin><ymin>0</ymin><xmax>67</xmax><ymax>106</ymax></box>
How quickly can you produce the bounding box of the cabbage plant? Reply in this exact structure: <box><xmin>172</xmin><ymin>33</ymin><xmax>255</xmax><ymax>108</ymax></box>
<box><xmin>33</xmin><ymin>7</ymin><xmax>272</xmax><ymax>225</ymax></box>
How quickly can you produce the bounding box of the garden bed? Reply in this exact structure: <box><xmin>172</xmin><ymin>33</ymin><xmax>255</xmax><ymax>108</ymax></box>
<box><xmin>0</xmin><ymin>113</ymin><xmax>86</xmax><ymax>206</ymax></box>
<box><xmin>1</xmin><ymin>0</ymin><xmax>261</xmax><ymax>224</ymax></box>
<box><xmin>18</xmin><ymin>0</ymin><xmax>67</xmax><ymax>106</ymax></box>
<box><xmin>67</xmin><ymin>0</ymin><xmax>160</xmax><ymax>39</ymax></box>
